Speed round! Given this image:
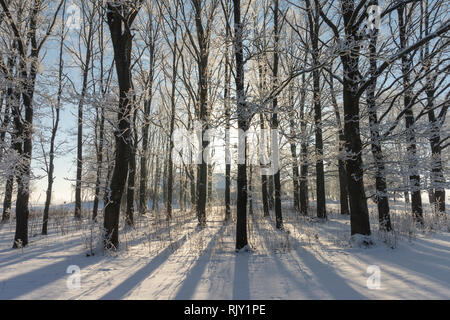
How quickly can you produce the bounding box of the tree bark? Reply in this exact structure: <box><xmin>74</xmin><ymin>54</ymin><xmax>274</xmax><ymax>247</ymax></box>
<box><xmin>1</xmin><ymin>47</ymin><xmax>17</xmax><ymax>223</ymax></box>
<box><xmin>192</xmin><ymin>0</ymin><xmax>211</xmax><ymax>227</ymax></box>
<box><xmin>299</xmin><ymin>96</ymin><xmax>309</xmax><ymax>216</ymax></box>
<box><xmin>289</xmin><ymin>115</ymin><xmax>301</xmax><ymax>213</ymax></box>
<box><xmin>272</xmin><ymin>0</ymin><xmax>283</xmax><ymax>229</ymax></box>
<box><xmin>426</xmin><ymin>88</ymin><xmax>446</xmax><ymax>214</ymax></box>
<box><xmin>167</xmin><ymin>42</ymin><xmax>179</xmax><ymax>221</ymax></box>
<box><xmin>366</xmin><ymin>22</ymin><xmax>392</xmax><ymax>231</ymax></box>
<box><xmin>234</xmin><ymin>0</ymin><xmax>248</xmax><ymax>250</ymax></box>
<box><xmin>258</xmin><ymin>63</ymin><xmax>270</xmax><ymax>217</ymax></box>
<box><xmin>398</xmin><ymin>5</ymin><xmax>424</xmax><ymax>224</ymax></box>
<box><xmin>422</xmin><ymin>2</ymin><xmax>446</xmax><ymax>214</ymax></box>
<box><xmin>306</xmin><ymin>0</ymin><xmax>326</xmax><ymax>220</ymax></box>
<box><xmin>342</xmin><ymin>87</ymin><xmax>371</xmax><ymax>236</ymax></box>
<box><xmin>224</xmin><ymin>26</ymin><xmax>232</xmax><ymax>221</ymax></box>
<box><xmin>139</xmin><ymin>74</ymin><xmax>155</xmax><ymax>215</ymax></box>
<box><xmin>338</xmin><ymin>0</ymin><xmax>372</xmax><ymax>237</ymax></box>
<box><xmin>104</xmin><ymin>2</ymin><xmax>140</xmax><ymax>249</ymax></box>
<box><xmin>2</xmin><ymin>175</ymin><xmax>13</xmax><ymax>222</ymax></box>
<box><xmin>12</xmin><ymin>62</ymin><xmax>37</xmax><ymax>248</ymax></box>
<box><xmin>329</xmin><ymin>73</ymin><xmax>349</xmax><ymax>215</ymax></box>
<box><xmin>126</xmin><ymin>107</ymin><xmax>137</xmax><ymax>226</ymax></box>
<box><xmin>152</xmin><ymin>135</ymin><xmax>161</xmax><ymax>212</ymax></box>
<box><xmin>92</xmin><ymin>22</ymin><xmax>106</xmax><ymax>221</ymax></box>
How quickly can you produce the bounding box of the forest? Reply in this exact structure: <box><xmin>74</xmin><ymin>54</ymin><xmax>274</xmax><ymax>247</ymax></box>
<box><xmin>0</xmin><ymin>0</ymin><xmax>448</xmax><ymax>300</ymax></box>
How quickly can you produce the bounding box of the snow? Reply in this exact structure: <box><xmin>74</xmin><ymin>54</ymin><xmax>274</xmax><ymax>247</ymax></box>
<box><xmin>0</xmin><ymin>206</ymin><xmax>449</xmax><ymax>300</ymax></box>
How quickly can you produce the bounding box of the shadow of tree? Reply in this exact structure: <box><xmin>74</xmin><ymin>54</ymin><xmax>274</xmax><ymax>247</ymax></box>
<box><xmin>100</xmin><ymin>233</ymin><xmax>191</xmax><ymax>299</ymax></box>
<box><xmin>174</xmin><ymin>224</ymin><xmax>227</xmax><ymax>299</ymax></box>
<box><xmin>0</xmin><ymin>252</ymin><xmax>101</xmax><ymax>299</ymax></box>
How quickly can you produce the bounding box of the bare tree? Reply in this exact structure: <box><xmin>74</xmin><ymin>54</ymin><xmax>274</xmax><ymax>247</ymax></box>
<box><xmin>137</xmin><ymin>0</ymin><xmax>160</xmax><ymax>216</ymax></box>
<box><xmin>69</xmin><ymin>0</ymin><xmax>99</xmax><ymax>220</ymax></box>
<box><xmin>233</xmin><ymin>0</ymin><xmax>249</xmax><ymax>250</ymax></box>
<box><xmin>180</xmin><ymin>0</ymin><xmax>219</xmax><ymax>227</ymax></box>
<box><xmin>0</xmin><ymin>0</ymin><xmax>64</xmax><ymax>248</ymax></box>
<box><xmin>271</xmin><ymin>0</ymin><xmax>283</xmax><ymax>229</ymax></box>
<box><xmin>42</xmin><ymin>0</ymin><xmax>68</xmax><ymax>234</ymax></box>
<box><xmin>318</xmin><ymin>0</ymin><xmax>449</xmax><ymax>238</ymax></box>
<box><xmin>104</xmin><ymin>0</ymin><xmax>143</xmax><ymax>249</ymax></box>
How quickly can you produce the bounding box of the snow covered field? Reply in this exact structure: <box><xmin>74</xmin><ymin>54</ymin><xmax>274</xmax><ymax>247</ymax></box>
<box><xmin>0</xmin><ymin>205</ymin><xmax>449</xmax><ymax>300</ymax></box>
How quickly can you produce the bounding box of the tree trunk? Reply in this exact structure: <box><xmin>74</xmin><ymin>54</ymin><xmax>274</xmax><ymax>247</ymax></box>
<box><xmin>224</xmin><ymin>31</ymin><xmax>231</xmax><ymax>221</ymax></box>
<box><xmin>179</xmin><ymin>167</ymin><xmax>184</xmax><ymax>212</ymax></box>
<box><xmin>271</xmin><ymin>113</ymin><xmax>283</xmax><ymax>229</ymax></box>
<box><xmin>74</xmin><ymin>27</ymin><xmax>93</xmax><ymax>220</ymax></box>
<box><xmin>426</xmin><ymin>91</ymin><xmax>446</xmax><ymax>214</ymax></box>
<box><xmin>272</xmin><ymin>0</ymin><xmax>283</xmax><ymax>229</ymax></box>
<box><xmin>139</xmin><ymin>107</ymin><xmax>150</xmax><ymax>215</ymax></box>
<box><xmin>268</xmin><ymin>173</ymin><xmax>275</xmax><ymax>210</ymax></box>
<box><xmin>289</xmin><ymin>120</ymin><xmax>300</xmax><ymax>213</ymax></box>
<box><xmin>93</xmin><ymin>92</ymin><xmax>105</xmax><ymax>221</ymax></box>
<box><xmin>2</xmin><ymin>175</ymin><xmax>13</xmax><ymax>222</ymax></box>
<box><xmin>248</xmin><ymin>163</ymin><xmax>253</xmax><ymax>216</ymax></box>
<box><xmin>306</xmin><ymin>0</ymin><xmax>326</xmax><ymax>219</ymax></box>
<box><xmin>366</xmin><ymin>24</ymin><xmax>392</xmax><ymax>231</ymax></box>
<box><xmin>13</xmin><ymin>70</ymin><xmax>36</xmax><ymax>248</ymax></box>
<box><xmin>93</xmin><ymin>14</ymin><xmax>106</xmax><ymax>222</ymax></box>
<box><xmin>313</xmin><ymin>67</ymin><xmax>326</xmax><ymax>220</ymax></box>
<box><xmin>190</xmin><ymin>164</ymin><xmax>196</xmax><ymax>211</ymax></box>
<box><xmin>12</xmin><ymin>41</ymin><xmax>40</xmax><ymax>248</ymax></box>
<box><xmin>329</xmin><ymin>73</ymin><xmax>349</xmax><ymax>215</ymax></box>
<box><xmin>208</xmin><ymin>163</ymin><xmax>213</xmax><ymax>206</ymax></box>
<box><xmin>1</xmin><ymin>53</ymin><xmax>16</xmax><ymax>223</ymax></box>
<box><xmin>234</xmin><ymin>0</ymin><xmax>248</xmax><ymax>250</ymax></box>
<box><xmin>193</xmin><ymin>0</ymin><xmax>210</xmax><ymax>228</ymax></box>
<box><xmin>422</xmin><ymin>1</ymin><xmax>446</xmax><ymax>215</ymax></box>
<box><xmin>0</xmin><ymin>62</ymin><xmax>13</xmax><ymax>158</ymax></box>
<box><xmin>398</xmin><ymin>6</ymin><xmax>423</xmax><ymax>224</ymax></box>
<box><xmin>42</xmin><ymin>19</ymin><xmax>63</xmax><ymax>234</ymax></box>
<box><xmin>342</xmin><ymin>87</ymin><xmax>371</xmax><ymax>236</ymax></box>
<box><xmin>258</xmin><ymin>64</ymin><xmax>270</xmax><ymax>217</ymax></box>
<box><xmin>92</xmin><ymin>110</ymin><xmax>104</xmax><ymax>222</ymax></box>
<box><xmin>299</xmin><ymin>102</ymin><xmax>309</xmax><ymax>216</ymax></box>
<box><xmin>152</xmin><ymin>136</ymin><xmax>161</xmax><ymax>212</ymax></box>
<box><xmin>167</xmin><ymin>61</ymin><xmax>178</xmax><ymax>221</ymax></box>
<box><xmin>162</xmin><ymin>141</ymin><xmax>168</xmax><ymax>208</ymax></box>
<box><xmin>104</xmin><ymin>3</ymin><xmax>139</xmax><ymax>249</ymax></box>
<box><xmin>287</xmin><ymin>87</ymin><xmax>300</xmax><ymax>213</ymax></box>
<box><xmin>139</xmin><ymin>83</ymin><xmax>154</xmax><ymax>215</ymax></box>
<box><xmin>339</xmin><ymin>0</ymin><xmax>371</xmax><ymax>237</ymax></box>
<box><xmin>126</xmin><ymin>120</ymin><xmax>136</xmax><ymax>226</ymax></box>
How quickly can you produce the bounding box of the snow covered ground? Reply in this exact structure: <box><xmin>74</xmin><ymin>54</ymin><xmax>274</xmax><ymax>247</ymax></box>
<box><xmin>0</xmin><ymin>204</ymin><xmax>449</xmax><ymax>300</ymax></box>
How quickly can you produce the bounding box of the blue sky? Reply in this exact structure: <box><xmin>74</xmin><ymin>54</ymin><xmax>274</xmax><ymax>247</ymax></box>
<box><xmin>30</xmin><ymin>34</ymin><xmax>83</xmax><ymax>205</ymax></box>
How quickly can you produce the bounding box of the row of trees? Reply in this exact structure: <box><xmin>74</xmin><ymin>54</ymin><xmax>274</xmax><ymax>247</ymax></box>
<box><xmin>0</xmin><ymin>0</ymin><xmax>448</xmax><ymax>250</ymax></box>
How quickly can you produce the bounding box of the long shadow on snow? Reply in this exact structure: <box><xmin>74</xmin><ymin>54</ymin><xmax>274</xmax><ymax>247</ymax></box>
<box><xmin>232</xmin><ymin>246</ymin><xmax>250</xmax><ymax>300</ymax></box>
<box><xmin>259</xmin><ymin>214</ymin><xmax>365</xmax><ymax>299</ymax></box>
<box><xmin>0</xmin><ymin>216</ymin><xmax>194</xmax><ymax>269</ymax></box>
<box><xmin>0</xmin><ymin>239</ymin><xmax>82</xmax><ymax>269</ymax></box>
<box><xmin>0</xmin><ymin>252</ymin><xmax>101</xmax><ymax>299</ymax></box>
<box><xmin>126</xmin><ymin>213</ymin><xmax>195</xmax><ymax>248</ymax></box>
<box><xmin>350</xmin><ymin>237</ymin><xmax>450</xmax><ymax>297</ymax></box>
<box><xmin>100</xmin><ymin>232</ymin><xmax>192</xmax><ymax>299</ymax></box>
<box><xmin>174</xmin><ymin>224</ymin><xmax>227</xmax><ymax>299</ymax></box>
<box><xmin>252</xmin><ymin>216</ymin><xmax>322</xmax><ymax>299</ymax></box>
